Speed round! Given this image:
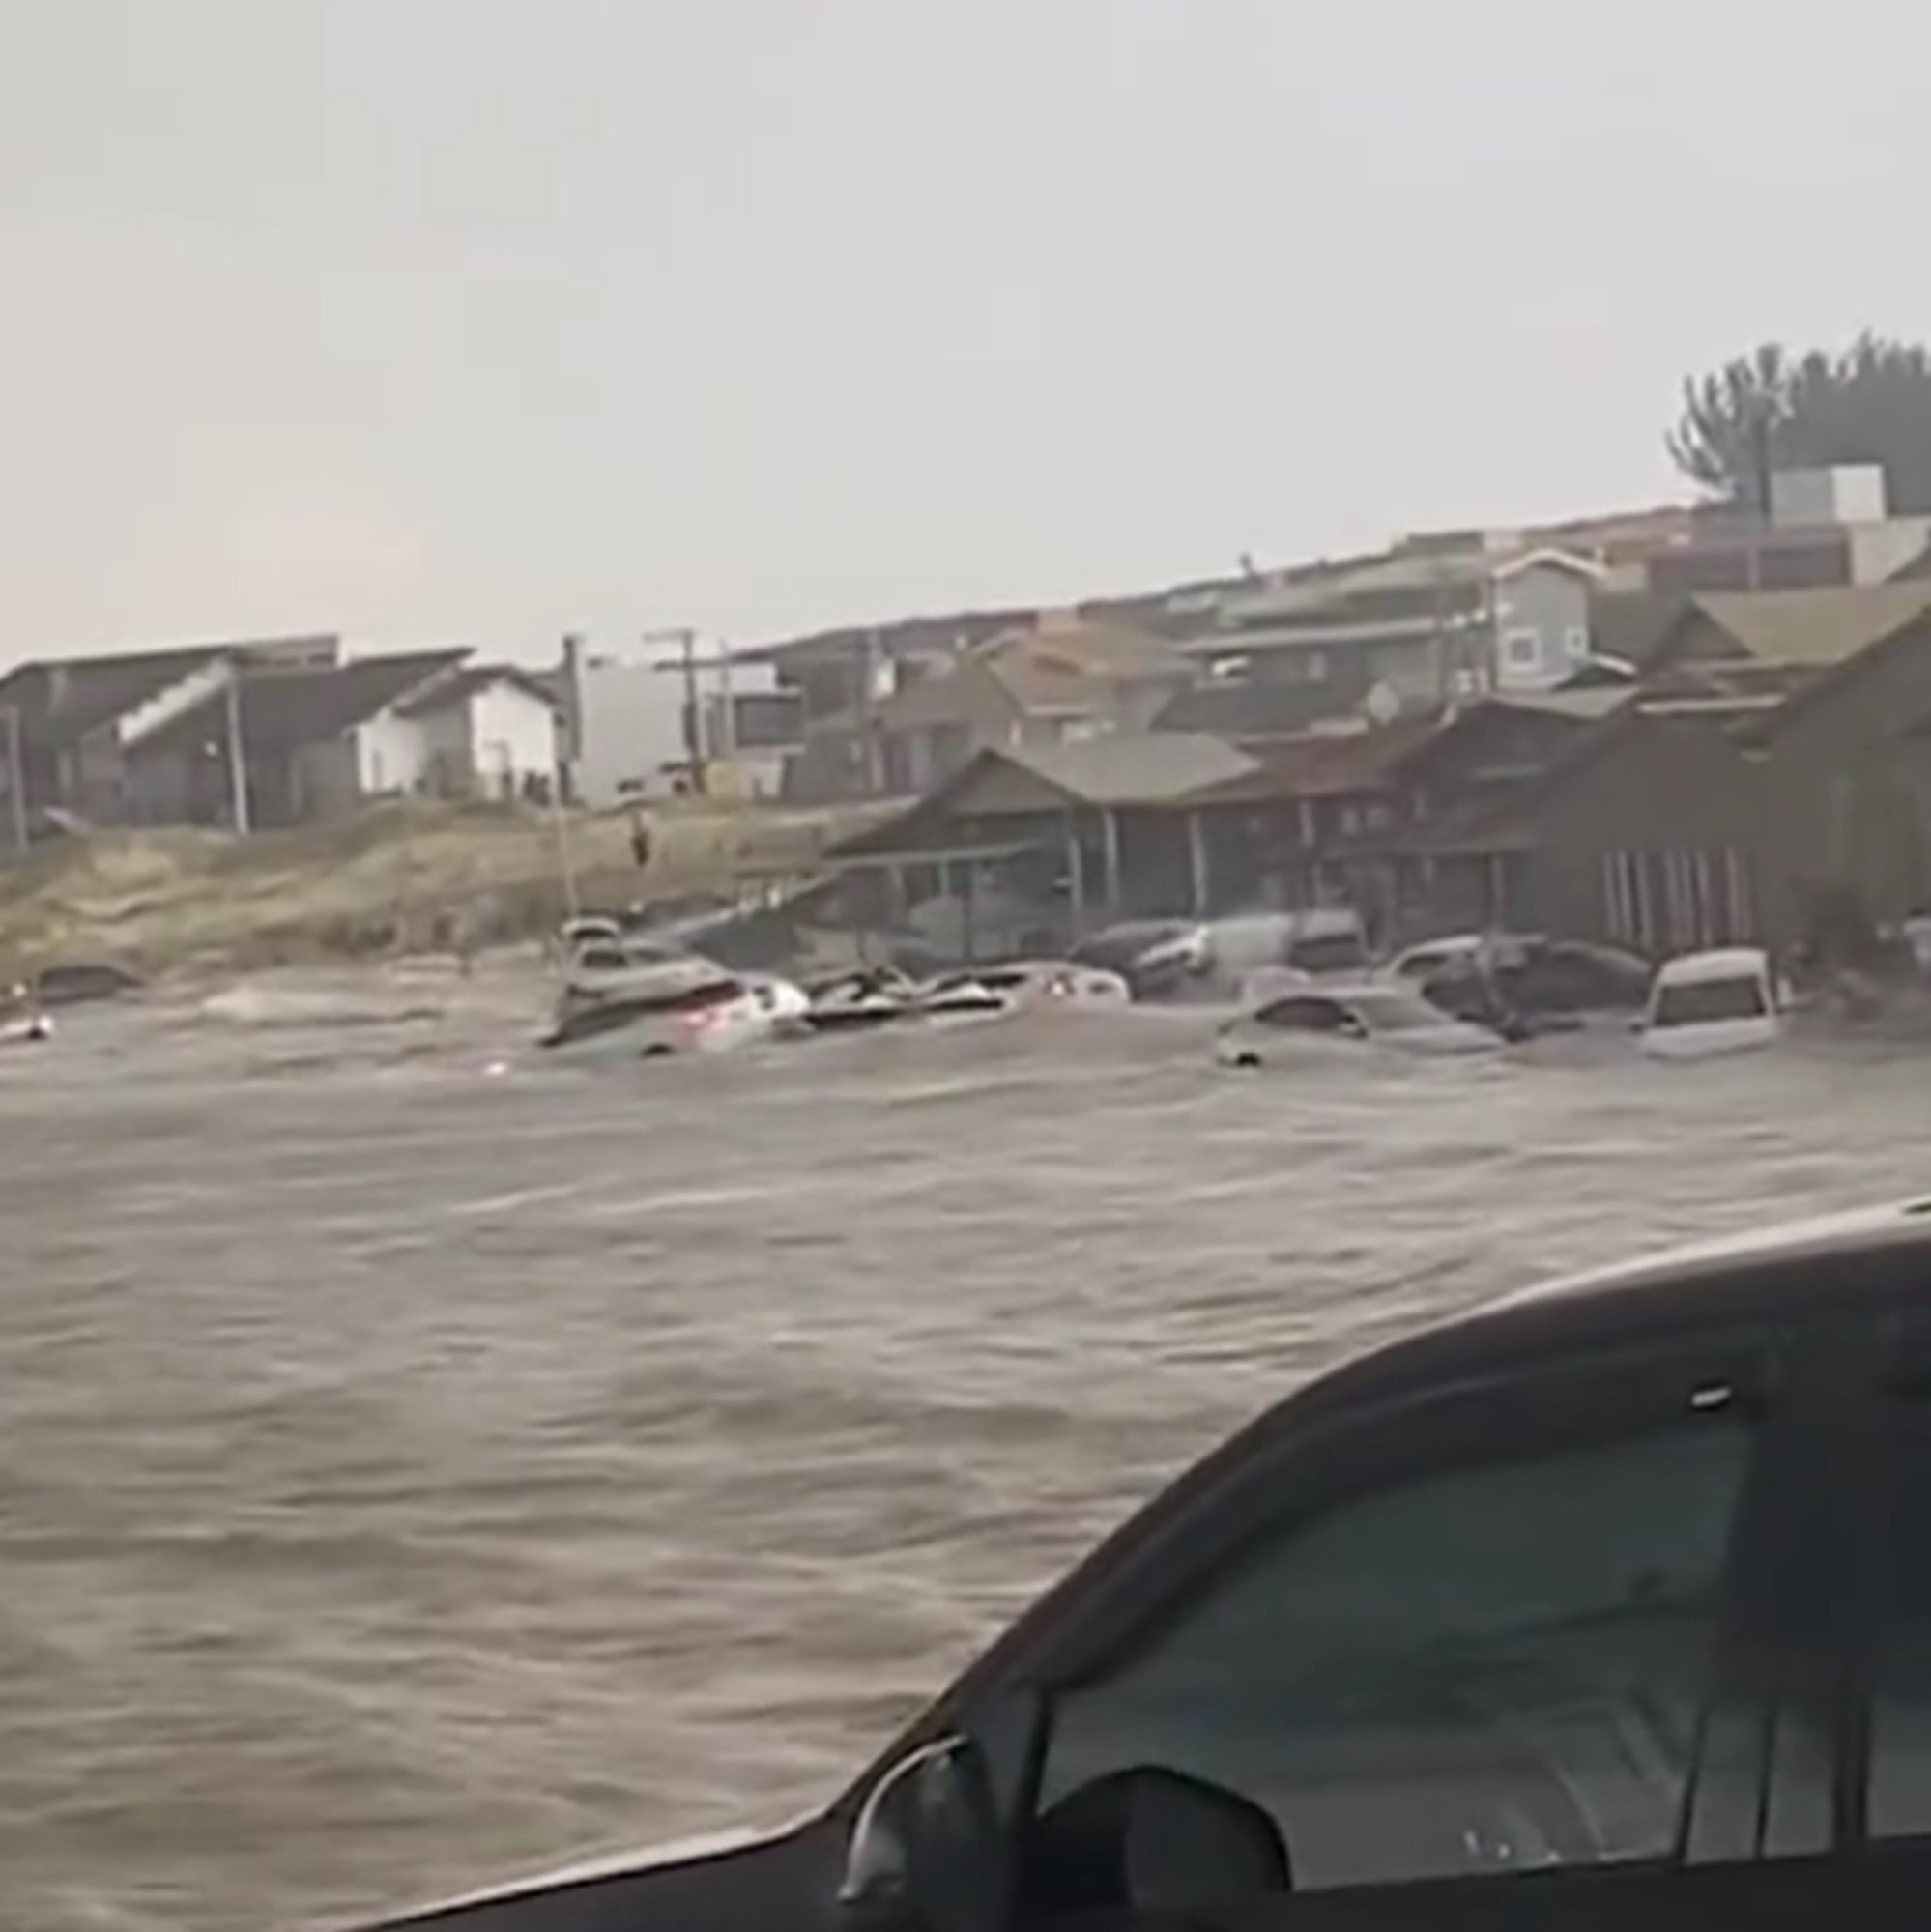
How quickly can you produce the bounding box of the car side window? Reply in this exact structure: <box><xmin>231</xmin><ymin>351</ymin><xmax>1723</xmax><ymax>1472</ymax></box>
<box><xmin>1864</xmin><ymin>1393</ymin><xmax>1931</xmax><ymax>1839</ymax></box>
<box><xmin>1030</xmin><ymin>1408</ymin><xmax>1755</xmax><ymax>1901</ymax></box>
<box><xmin>1256</xmin><ymin>997</ymin><xmax>1342</xmax><ymax>1033</ymax></box>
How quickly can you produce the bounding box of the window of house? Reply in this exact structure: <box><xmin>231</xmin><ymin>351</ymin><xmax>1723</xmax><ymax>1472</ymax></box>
<box><xmin>1502</xmin><ymin>629</ymin><xmax>1542</xmax><ymax>672</ymax></box>
<box><xmin>1565</xmin><ymin>626</ymin><xmax>1591</xmax><ymax>661</ymax></box>
<box><xmin>1036</xmin><ymin>1414</ymin><xmax>1753</xmax><ymax>1896</ymax></box>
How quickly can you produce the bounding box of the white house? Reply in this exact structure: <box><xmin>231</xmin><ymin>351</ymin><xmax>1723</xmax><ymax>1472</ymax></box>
<box><xmin>399</xmin><ymin>666</ymin><xmax>562</xmax><ymax>800</ymax></box>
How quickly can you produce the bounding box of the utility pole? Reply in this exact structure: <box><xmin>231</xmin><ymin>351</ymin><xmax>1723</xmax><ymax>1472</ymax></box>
<box><xmin>223</xmin><ymin>670</ymin><xmax>251</xmax><ymax>835</ymax></box>
<box><xmin>1746</xmin><ymin>402</ymin><xmax>1776</xmax><ymax>591</ymax></box>
<box><xmin>1</xmin><ymin>706</ymin><xmax>25</xmax><ymax>854</ymax></box>
<box><xmin>644</xmin><ymin>627</ymin><xmax>704</xmax><ymax>795</ymax></box>
<box><xmin>858</xmin><ymin>628</ymin><xmax>881</xmax><ymax>795</ymax></box>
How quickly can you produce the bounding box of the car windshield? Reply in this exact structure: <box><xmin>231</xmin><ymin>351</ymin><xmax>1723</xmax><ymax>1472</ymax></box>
<box><xmin>1349</xmin><ymin>990</ymin><xmax>1455</xmax><ymax>1032</ymax></box>
<box><xmin>1652</xmin><ymin>974</ymin><xmax>1770</xmax><ymax>1026</ymax></box>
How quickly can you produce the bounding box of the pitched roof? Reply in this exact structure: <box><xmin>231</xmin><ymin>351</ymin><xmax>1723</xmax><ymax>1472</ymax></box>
<box><xmin>871</xmin><ymin>654</ymin><xmax>1023</xmax><ymax>734</ymax></box>
<box><xmin>0</xmin><ymin>646</ymin><xmax>226</xmax><ymax>748</ymax></box>
<box><xmin>0</xmin><ymin>636</ymin><xmax>345</xmax><ymax>751</ymax></box>
<box><xmin>1212</xmin><ymin>717</ymin><xmax>1454</xmax><ymax>803</ymax></box>
<box><xmin>1584</xmin><ymin>590</ymin><xmax>1695</xmax><ymax>672</ymax></box>
<box><xmin>395</xmin><ymin>663</ymin><xmax>561</xmax><ymax>718</ymax></box>
<box><xmin>1152</xmin><ymin>665</ymin><xmax>1376</xmax><ymax>737</ymax></box>
<box><xmin>989</xmin><ymin>733</ymin><xmax>1257</xmax><ymax>807</ymax></box>
<box><xmin>141</xmin><ymin>650</ymin><xmax>469</xmax><ymax>758</ymax></box>
<box><xmin>873</xmin><ymin>620</ymin><xmax>1183</xmax><ymax>733</ymax></box>
<box><xmin>1686</xmin><ymin>582</ymin><xmax>1931</xmax><ymax>666</ymax></box>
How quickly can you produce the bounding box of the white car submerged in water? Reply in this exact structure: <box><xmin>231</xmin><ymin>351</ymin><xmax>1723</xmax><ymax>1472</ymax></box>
<box><xmin>541</xmin><ymin>971</ymin><xmax>810</xmax><ymax>1058</ymax></box>
<box><xmin>1215</xmin><ymin>982</ymin><xmax>1506</xmax><ymax>1068</ymax></box>
<box><xmin>917</xmin><ymin>961</ymin><xmax>1134</xmax><ymax>1020</ymax></box>
<box><xmin>1639</xmin><ymin>946</ymin><xmax>1785</xmax><ymax>1060</ymax></box>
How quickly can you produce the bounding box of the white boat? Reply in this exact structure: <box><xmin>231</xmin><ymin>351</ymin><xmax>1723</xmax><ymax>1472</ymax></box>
<box><xmin>1639</xmin><ymin>947</ymin><xmax>1784</xmax><ymax>1060</ymax></box>
<box><xmin>0</xmin><ymin>1011</ymin><xmax>52</xmax><ymax>1046</ymax></box>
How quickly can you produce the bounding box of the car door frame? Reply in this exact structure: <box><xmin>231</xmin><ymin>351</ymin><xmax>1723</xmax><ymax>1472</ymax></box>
<box><xmin>954</xmin><ymin>1308</ymin><xmax>1871</xmax><ymax>1931</ymax></box>
<box><xmin>1801</xmin><ymin>1305</ymin><xmax>1931</xmax><ymax>1922</ymax></box>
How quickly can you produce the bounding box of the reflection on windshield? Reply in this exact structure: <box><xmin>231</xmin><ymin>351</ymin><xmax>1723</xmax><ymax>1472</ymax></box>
<box><xmin>1651</xmin><ymin>977</ymin><xmax>1769</xmax><ymax>1027</ymax></box>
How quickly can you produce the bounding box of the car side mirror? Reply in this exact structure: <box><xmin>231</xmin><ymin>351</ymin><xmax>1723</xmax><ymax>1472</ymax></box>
<box><xmin>838</xmin><ymin>1735</ymin><xmax>1007</xmax><ymax>1932</ymax></box>
<box><xmin>1028</xmin><ymin>1766</ymin><xmax>1293</xmax><ymax>1919</ymax></box>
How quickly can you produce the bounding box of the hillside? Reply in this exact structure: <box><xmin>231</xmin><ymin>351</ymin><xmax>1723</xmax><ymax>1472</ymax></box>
<box><xmin>0</xmin><ymin>799</ymin><xmax>888</xmax><ymax>980</ymax></box>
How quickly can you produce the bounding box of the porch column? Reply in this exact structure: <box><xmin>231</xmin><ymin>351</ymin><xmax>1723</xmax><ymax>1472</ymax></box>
<box><xmin>961</xmin><ymin>856</ymin><xmax>977</xmax><ymax>963</ymax></box>
<box><xmin>1065</xmin><ymin>815</ymin><xmax>1086</xmax><ymax>928</ymax></box>
<box><xmin>1102</xmin><ymin>808</ymin><xmax>1123</xmax><ymax>914</ymax></box>
<box><xmin>1186</xmin><ymin>811</ymin><xmax>1210</xmax><ymax>918</ymax></box>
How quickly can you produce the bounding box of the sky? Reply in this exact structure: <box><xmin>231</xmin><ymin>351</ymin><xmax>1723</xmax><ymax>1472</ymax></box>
<box><xmin>2</xmin><ymin>0</ymin><xmax>1927</xmax><ymax>669</ymax></box>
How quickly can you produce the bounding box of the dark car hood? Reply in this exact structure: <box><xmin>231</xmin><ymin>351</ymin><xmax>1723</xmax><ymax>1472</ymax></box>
<box><xmin>367</xmin><ymin>1811</ymin><xmax>840</xmax><ymax>1932</ymax></box>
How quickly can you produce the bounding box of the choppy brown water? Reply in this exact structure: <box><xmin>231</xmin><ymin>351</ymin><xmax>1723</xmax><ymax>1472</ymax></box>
<box><xmin>2</xmin><ymin>972</ymin><xmax>1927</xmax><ymax>1931</ymax></box>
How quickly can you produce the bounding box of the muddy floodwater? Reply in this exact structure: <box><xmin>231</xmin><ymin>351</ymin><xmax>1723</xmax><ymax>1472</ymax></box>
<box><xmin>2</xmin><ymin>969</ymin><xmax>1927</xmax><ymax>1931</ymax></box>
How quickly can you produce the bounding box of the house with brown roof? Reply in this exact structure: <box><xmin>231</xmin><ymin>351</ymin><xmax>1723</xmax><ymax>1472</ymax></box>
<box><xmin>1346</xmin><ymin>581</ymin><xmax>1931</xmax><ymax>955</ymax></box>
<box><xmin>832</xmin><ymin>732</ymin><xmax>1262</xmax><ymax>938</ymax></box>
<box><xmin>867</xmin><ymin>618</ymin><xmax>1192</xmax><ymax>795</ymax></box>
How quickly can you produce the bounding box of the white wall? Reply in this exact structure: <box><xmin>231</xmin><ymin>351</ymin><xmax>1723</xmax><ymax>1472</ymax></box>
<box><xmin>467</xmin><ymin>681</ymin><xmax>558</xmax><ymax>796</ymax></box>
<box><xmin>353</xmin><ymin>710</ymin><xmax>431</xmax><ymax>796</ymax></box>
<box><xmin>571</xmin><ymin>645</ymin><xmax>780</xmax><ymax>806</ymax></box>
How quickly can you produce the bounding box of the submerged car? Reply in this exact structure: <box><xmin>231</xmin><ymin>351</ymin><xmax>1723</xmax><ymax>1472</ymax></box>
<box><xmin>360</xmin><ymin>1200</ymin><xmax>1931</xmax><ymax>1929</ymax></box>
<box><xmin>540</xmin><ymin>972</ymin><xmax>807</xmax><ymax>1057</ymax></box>
<box><xmin>1066</xmin><ymin>920</ymin><xmax>1212</xmax><ymax>999</ymax></box>
<box><xmin>1639</xmin><ymin>946</ymin><xmax>1785</xmax><ymax>1061</ymax></box>
<box><xmin>917</xmin><ymin>962</ymin><xmax>1135</xmax><ymax>1019</ymax></box>
<box><xmin>1392</xmin><ymin>933</ymin><xmax>1653</xmax><ymax>1031</ymax></box>
<box><xmin>1214</xmin><ymin>982</ymin><xmax>1508</xmax><ymax>1067</ymax></box>
<box><xmin>1209</xmin><ymin>908</ymin><xmax>1372</xmax><ymax>985</ymax></box>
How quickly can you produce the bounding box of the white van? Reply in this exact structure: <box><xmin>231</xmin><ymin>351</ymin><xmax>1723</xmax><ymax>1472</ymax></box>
<box><xmin>1639</xmin><ymin>947</ymin><xmax>1783</xmax><ymax>1060</ymax></box>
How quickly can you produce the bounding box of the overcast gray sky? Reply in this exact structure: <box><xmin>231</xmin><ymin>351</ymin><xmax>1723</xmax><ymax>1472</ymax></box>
<box><xmin>3</xmin><ymin>0</ymin><xmax>1924</xmax><ymax>664</ymax></box>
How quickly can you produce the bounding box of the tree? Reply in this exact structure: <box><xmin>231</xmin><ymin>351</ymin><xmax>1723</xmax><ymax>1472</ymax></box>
<box><xmin>1666</xmin><ymin>332</ymin><xmax>1931</xmax><ymax>515</ymax></box>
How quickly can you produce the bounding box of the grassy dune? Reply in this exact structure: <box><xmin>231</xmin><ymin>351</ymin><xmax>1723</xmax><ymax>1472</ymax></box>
<box><xmin>0</xmin><ymin>798</ymin><xmax>890</xmax><ymax>980</ymax></box>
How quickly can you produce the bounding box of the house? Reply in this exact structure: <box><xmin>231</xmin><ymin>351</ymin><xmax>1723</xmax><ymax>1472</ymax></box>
<box><xmin>558</xmin><ymin>636</ymin><xmax>800</xmax><ymax>807</ymax></box>
<box><xmin>867</xmin><ymin>619</ymin><xmax>1191</xmax><ymax>796</ymax></box>
<box><xmin>1182</xmin><ymin>545</ymin><xmax>1606</xmax><ymax>712</ymax></box>
<box><xmin>1350</xmin><ymin>581</ymin><xmax>1931</xmax><ymax>955</ymax></box>
<box><xmin>128</xmin><ymin>649</ymin><xmax>469</xmax><ymax>828</ymax></box>
<box><xmin>397</xmin><ymin>665</ymin><xmax>562</xmax><ymax>801</ymax></box>
<box><xmin>733</xmin><ymin>606</ymin><xmax>1037</xmax><ymax>801</ymax></box>
<box><xmin>1176</xmin><ymin>719</ymin><xmax>1446</xmax><ymax>917</ymax></box>
<box><xmin>1636</xmin><ymin>467</ymin><xmax>1931</xmax><ymax>597</ymax></box>
<box><xmin>0</xmin><ymin>635</ymin><xmax>341</xmax><ymax>833</ymax></box>
<box><xmin>1636</xmin><ymin>581</ymin><xmax>1931</xmax><ymax>681</ymax></box>
<box><xmin>1373</xmin><ymin>706</ymin><xmax>1772</xmax><ymax>956</ymax></box>
<box><xmin>832</xmin><ymin>733</ymin><xmax>1260</xmax><ymax>943</ymax></box>
<box><xmin>1149</xmin><ymin>658</ymin><xmax>1382</xmax><ymax>747</ymax></box>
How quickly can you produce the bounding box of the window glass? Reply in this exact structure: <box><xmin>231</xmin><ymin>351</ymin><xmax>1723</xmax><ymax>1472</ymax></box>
<box><xmin>1038</xmin><ymin>1415</ymin><xmax>1752</xmax><ymax>1895</ymax></box>
<box><xmin>1254</xmin><ymin>998</ymin><xmax>1346</xmax><ymax>1033</ymax></box>
<box><xmin>1867</xmin><ymin>1396</ymin><xmax>1931</xmax><ymax>1838</ymax></box>
<box><xmin>1651</xmin><ymin>975</ymin><xmax>1769</xmax><ymax>1026</ymax></box>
